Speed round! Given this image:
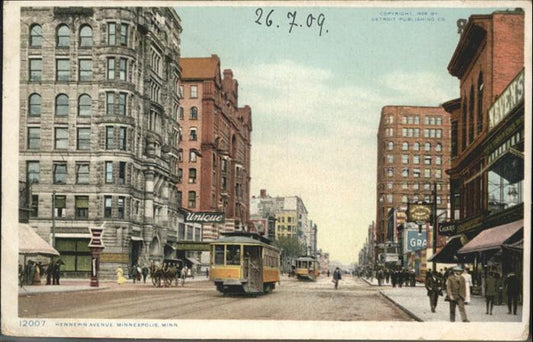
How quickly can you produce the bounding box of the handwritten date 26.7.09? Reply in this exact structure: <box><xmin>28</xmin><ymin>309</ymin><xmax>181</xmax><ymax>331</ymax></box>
<box><xmin>254</xmin><ymin>8</ymin><xmax>328</xmax><ymax>36</ymax></box>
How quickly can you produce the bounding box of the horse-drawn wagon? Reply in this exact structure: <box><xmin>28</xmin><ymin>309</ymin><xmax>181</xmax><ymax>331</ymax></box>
<box><xmin>149</xmin><ymin>258</ymin><xmax>185</xmax><ymax>287</ymax></box>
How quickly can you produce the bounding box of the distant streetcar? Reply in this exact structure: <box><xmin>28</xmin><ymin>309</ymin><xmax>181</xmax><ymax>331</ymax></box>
<box><xmin>209</xmin><ymin>232</ymin><xmax>280</xmax><ymax>294</ymax></box>
<box><xmin>295</xmin><ymin>256</ymin><xmax>320</xmax><ymax>280</ymax></box>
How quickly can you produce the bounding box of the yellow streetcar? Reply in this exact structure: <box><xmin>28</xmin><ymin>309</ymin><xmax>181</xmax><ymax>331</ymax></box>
<box><xmin>295</xmin><ymin>256</ymin><xmax>320</xmax><ymax>280</ymax></box>
<box><xmin>209</xmin><ymin>232</ymin><xmax>280</xmax><ymax>294</ymax></box>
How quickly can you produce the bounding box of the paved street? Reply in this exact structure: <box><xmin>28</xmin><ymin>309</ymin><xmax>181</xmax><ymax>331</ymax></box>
<box><xmin>19</xmin><ymin>275</ymin><xmax>412</xmax><ymax>321</ymax></box>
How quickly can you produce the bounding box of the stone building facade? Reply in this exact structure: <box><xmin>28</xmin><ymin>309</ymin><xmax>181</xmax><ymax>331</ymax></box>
<box><xmin>178</xmin><ymin>55</ymin><xmax>252</xmax><ymax>241</ymax></box>
<box><xmin>19</xmin><ymin>7</ymin><xmax>184</xmax><ymax>276</ymax></box>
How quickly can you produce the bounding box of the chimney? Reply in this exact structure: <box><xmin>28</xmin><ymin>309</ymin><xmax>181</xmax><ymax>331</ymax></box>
<box><xmin>260</xmin><ymin>189</ymin><xmax>267</xmax><ymax>198</ymax></box>
<box><xmin>223</xmin><ymin>69</ymin><xmax>233</xmax><ymax>80</ymax></box>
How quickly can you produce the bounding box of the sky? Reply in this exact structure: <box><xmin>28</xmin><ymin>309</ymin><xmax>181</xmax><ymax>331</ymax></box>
<box><xmin>174</xmin><ymin>4</ymin><xmax>505</xmax><ymax>264</ymax></box>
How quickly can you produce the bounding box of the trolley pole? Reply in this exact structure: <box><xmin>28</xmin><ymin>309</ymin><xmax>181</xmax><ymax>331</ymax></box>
<box><xmin>432</xmin><ymin>182</ymin><xmax>438</xmax><ymax>272</ymax></box>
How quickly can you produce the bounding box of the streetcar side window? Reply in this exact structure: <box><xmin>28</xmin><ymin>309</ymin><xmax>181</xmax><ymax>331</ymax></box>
<box><xmin>214</xmin><ymin>245</ymin><xmax>225</xmax><ymax>265</ymax></box>
<box><xmin>226</xmin><ymin>244</ymin><xmax>241</xmax><ymax>265</ymax></box>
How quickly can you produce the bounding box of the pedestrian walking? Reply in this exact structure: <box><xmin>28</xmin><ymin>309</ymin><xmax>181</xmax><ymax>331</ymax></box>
<box><xmin>332</xmin><ymin>267</ymin><xmax>342</xmax><ymax>289</ymax></box>
<box><xmin>391</xmin><ymin>269</ymin><xmax>398</xmax><ymax>287</ymax></box>
<box><xmin>377</xmin><ymin>268</ymin><xmax>384</xmax><ymax>286</ymax></box>
<box><xmin>384</xmin><ymin>269</ymin><xmax>390</xmax><ymax>284</ymax></box>
<box><xmin>462</xmin><ymin>266</ymin><xmax>472</xmax><ymax>304</ymax></box>
<box><xmin>409</xmin><ymin>269</ymin><xmax>416</xmax><ymax>287</ymax></box>
<box><xmin>116</xmin><ymin>266</ymin><xmax>127</xmax><ymax>285</ymax></box>
<box><xmin>425</xmin><ymin>270</ymin><xmax>442</xmax><ymax>313</ymax></box>
<box><xmin>45</xmin><ymin>263</ymin><xmax>52</xmax><ymax>285</ymax></box>
<box><xmin>504</xmin><ymin>272</ymin><xmax>520</xmax><ymax>315</ymax></box>
<box><xmin>131</xmin><ymin>264</ymin><xmax>139</xmax><ymax>283</ymax></box>
<box><xmin>52</xmin><ymin>260</ymin><xmax>64</xmax><ymax>285</ymax></box>
<box><xmin>28</xmin><ymin>261</ymin><xmax>36</xmax><ymax>285</ymax></box>
<box><xmin>445</xmin><ymin>265</ymin><xmax>469</xmax><ymax>322</ymax></box>
<box><xmin>141</xmin><ymin>264</ymin><xmax>149</xmax><ymax>283</ymax></box>
<box><xmin>18</xmin><ymin>264</ymin><xmax>24</xmax><ymax>287</ymax></box>
<box><xmin>485</xmin><ymin>271</ymin><xmax>499</xmax><ymax>315</ymax></box>
<box><xmin>397</xmin><ymin>270</ymin><xmax>403</xmax><ymax>288</ymax></box>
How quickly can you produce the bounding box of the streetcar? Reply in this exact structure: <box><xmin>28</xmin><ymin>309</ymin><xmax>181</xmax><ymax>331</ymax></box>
<box><xmin>209</xmin><ymin>232</ymin><xmax>280</xmax><ymax>294</ymax></box>
<box><xmin>295</xmin><ymin>256</ymin><xmax>320</xmax><ymax>280</ymax></box>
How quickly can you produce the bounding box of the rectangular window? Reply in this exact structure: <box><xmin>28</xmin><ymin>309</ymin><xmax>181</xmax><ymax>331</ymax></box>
<box><xmin>119</xmin><ymin>127</ymin><xmax>127</xmax><ymax>150</ymax></box>
<box><xmin>190</xmin><ymin>85</ymin><xmax>198</xmax><ymax>98</ymax></box>
<box><xmin>188</xmin><ymin>191</ymin><xmax>196</xmax><ymax>208</ymax></box>
<box><xmin>402</xmin><ymin>155</ymin><xmax>409</xmax><ymax>164</ymax></box>
<box><xmin>119</xmin><ymin>58</ymin><xmax>127</xmax><ymax>80</ymax></box>
<box><xmin>413</xmin><ymin>169</ymin><xmax>421</xmax><ymax>178</ymax></box>
<box><xmin>189</xmin><ymin>168</ymin><xmax>197</xmax><ymax>184</ymax></box>
<box><xmin>106</xmin><ymin>92</ymin><xmax>114</xmax><ymax>115</ymax></box>
<box><xmin>31</xmin><ymin>195</ymin><xmax>38</xmax><ymax>217</ymax></box>
<box><xmin>55</xmin><ymin>127</ymin><xmax>69</xmax><ymax>149</ymax></box>
<box><xmin>424</xmin><ymin>156</ymin><xmax>432</xmax><ymax>165</ymax></box>
<box><xmin>75</xmin><ymin>196</ymin><xmax>89</xmax><ymax>219</ymax></box>
<box><xmin>226</xmin><ymin>245</ymin><xmax>241</xmax><ymax>265</ymax></box>
<box><xmin>29</xmin><ymin>59</ymin><xmax>42</xmax><ymax>81</ymax></box>
<box><xmin>106</xmin><ymin>126</ymin><xmax>114</xmax><ymax>149</ymax></box>
<box><xmin>104</xmin><ymin>196</ymin><xmax>112</xmax><ymax>218</ymax></box>
<box><xmin>76</xmin><ymin>163</ymin><xmax>89</xmax><ymax>184</ymax></box>
<box><xmin>78</xmin><ymin>59</ymin><xmax>92</xmax><ymax>81</ymax></box>
<box><xmin>120</xmin><ymin>24</ymin><xmax>128</xmax><ymax>46</ymax></box>
<box><xmin>189</xmin><ymin>150</ymin><xmax>197</xmax><ymax>162</ymax></box>
<box><xmin>118</xmin><ymin>162</ymin><xmax>126</xmax><ymax>184</ymax></box>
<box><xmin>118</xmin><ymin>93</ymin><xmax>126</xmax><ymax>115</ymax></box>
<box><xmin>54</xmin><ymin>195</ymin><xmax>65</xmax><ymax>218</ymax></box>
<box><xmin>55</xmin><ymin>238</ymin><xmax>91</xmax><ymax>272</ymax></box>
<box><xmin>105</xmin><ymin>161</ymin><xmax>113</xmax><ymax>183</ymax></box>
<box><xmin>28</xmin><ymin>127</ymin><xmax>41</xmax><ymax>149</ymax></box>
<box><xmin>108</xmin><ymin>23</ymin><xmax>116</xmax><ymax>45</ymax></box>
<box><xmin>194</xmin><ymin>228</ymin><xmax>201</xmax><ymax>242</ymax></box>
<box><xmin>413</xmin><ymin>155</ymin><xmax>420</xmax><ymax>164</ymax></box>
<box><xmin>424</xmin><ymin>169</ymin><xmax>431</xmax><ymax>178</ymax></box>
<box><xmin>27</xmin><ymin>161</ymin><xmax>40</xmax><ymax>184</ymax></box>
<box><xmin>435</xmin><ymin>169</ymin><xmax>442</xmax><ymax>178</ymax></box>
<box><xmin>56</xmin><ymin>59</ymin><xmax>70</xmax><ymax>81</ymax></box>
<box><xmin>107</xmin><ymin>58</ymin><xmax>115</xmax><ymax>80</ymax></box>
<box><xmin>77</xmin><ymin>128</ymin><xmax>91</xmax><ymax>150</ymax></box>
<box><xmin>118</xmin><ymin>196</ymin><xmax>125</xmax><ymax>219</ymax></box>
<box><xmin>53</xmin><ymin>163</ymin><xmax>67</xmax><ymax>184</ymax></box>
<box><xmin>436</xmin><ymin>156</ymin><xmax>442</xmax><ymax>165</ymax></box>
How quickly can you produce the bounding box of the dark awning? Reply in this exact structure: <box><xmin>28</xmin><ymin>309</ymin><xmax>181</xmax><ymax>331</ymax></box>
<box><xmin>428</xmin><ymin>236</ymin><xmax>462</xmax><ymax>263</ymax></box>
<box><xmin>458</xmin><ymin>220</ymin><xmax>523</xmax><ymax>255</ymax></box>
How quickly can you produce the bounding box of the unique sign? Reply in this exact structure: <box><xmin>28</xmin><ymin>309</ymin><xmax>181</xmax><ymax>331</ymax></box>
<box><xmin>88</xmin><ymin>227</ymin><xmax>105</xmax><ymax>248</ymax></box>
<box><xmin>183</xmin><ymin>210</ymin><xmax>225</xmax><ymax>223</ymax></box>
<box><xmin>438</xmin><ymin>221</ymin><xmax>457</xmax><ymax>236</ymax></box>
<box><xmin>408</xmin><ymin>204</ymin><xmax>431</xmax><ymax>222</ymax></box>
<box><xmin>406</xmin><ymin>230</ymin><xmax>427</xmax><ymax>252</ymax></box>
<box><xmin>488</xmin><ymin>69</ymin><xmax>524</xmax><ymax>131</ymax></box>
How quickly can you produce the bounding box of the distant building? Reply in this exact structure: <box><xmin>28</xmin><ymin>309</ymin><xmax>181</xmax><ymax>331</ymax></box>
<box><xmin>19</xmin><ymin>7</ymin><xmax>183</xmax><ymax>276</ymax></box>
<box><xmin>179</xmin><ymin>55</ymin><xmax>252</xmax><ymax>240</ymax></box>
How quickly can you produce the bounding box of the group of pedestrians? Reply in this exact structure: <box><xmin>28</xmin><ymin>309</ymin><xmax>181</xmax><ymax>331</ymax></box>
<box><xmin>359</xmin><ymin>266</ymin><xmax>417</xmax><ymax>287</ymax></box>
<box><xmin>19</xmin><ymin>259</ymin><xmax>63</xmax><ymax>287</ymax></box>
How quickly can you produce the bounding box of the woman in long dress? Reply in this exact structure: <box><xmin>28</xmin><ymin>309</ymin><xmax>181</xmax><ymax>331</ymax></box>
<box><xmin>116</xmin><ymin>266</ymin><xmax>127</xmax><ymax>285</ymax></box>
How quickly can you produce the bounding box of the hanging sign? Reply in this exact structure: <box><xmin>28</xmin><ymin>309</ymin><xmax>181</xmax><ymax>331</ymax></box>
<box><xmin>407</xmin><ymin>204</ymin><xmax>431</xmax><ymax>222</ymax></box>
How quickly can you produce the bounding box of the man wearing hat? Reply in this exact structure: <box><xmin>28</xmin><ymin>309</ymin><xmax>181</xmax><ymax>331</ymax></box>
<box><xmin>445</xmin><ymin>265</ymin><xmax>469</xmax><ymax>322</ymax></box>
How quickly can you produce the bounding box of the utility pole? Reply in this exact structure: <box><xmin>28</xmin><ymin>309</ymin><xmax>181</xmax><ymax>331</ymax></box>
<box><xmin>432</xmin><ymin>182</ymin><xmax>438</xmax><ymax>272</ymax></box>
<box><xmin>51</xmin><ymin>190</ymin><xmax>56</xmax><ymax>248</ymax></box>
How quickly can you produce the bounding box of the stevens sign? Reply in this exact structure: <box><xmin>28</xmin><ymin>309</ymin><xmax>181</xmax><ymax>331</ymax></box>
<box><xmin>183</xmin><ymin>210</ymin><xmax>225</xmax><ymax>223</ymax></box>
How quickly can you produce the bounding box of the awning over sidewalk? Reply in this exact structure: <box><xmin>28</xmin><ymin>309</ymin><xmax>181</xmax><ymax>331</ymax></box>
<box><xmin>19</xmin><ymin>223</ymin><xmax>59</xmax><ymax>256</ymax></box>
<box><xmin>458</xmin><ymin>220</ymin><xmax>523</xmax><ymax>255</ymax></box>
<box><xmin>186</xmin><ymin>257</ymin><xmax>201</xmax><ymax>265</ymax></box>
<box><xmin>503</xmin><ymin>238</ymin><xmax>523</xmax><ymax>253</ymax></box>
<box><xmin>427</xmin><ymin>236</ymin><xmax>462</xmax><ymax>263</ymax></box>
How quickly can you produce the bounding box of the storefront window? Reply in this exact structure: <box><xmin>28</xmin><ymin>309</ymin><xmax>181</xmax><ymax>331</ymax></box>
<box><xmin>487</xmin><ymin>154</ymin><xmax>523</xmax><ymax>214</ymax></box>
<box><xmin>55</xmin><ymin>238</ymin><xmax>91</xmax><ymax>272</ymax></box>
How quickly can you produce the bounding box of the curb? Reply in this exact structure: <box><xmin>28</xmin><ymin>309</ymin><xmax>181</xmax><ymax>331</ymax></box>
<box><xmin>379</xmin><ymin>290</ymin><xmax>423</xmax><ymax>322</ymax></box>
<box><xmin>18</xmin><ymin>286</ymin><xmax>109</xmax><ymax>296</ymax></box>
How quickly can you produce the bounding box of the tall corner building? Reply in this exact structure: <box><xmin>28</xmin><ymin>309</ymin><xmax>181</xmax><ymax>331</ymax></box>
<box><xmin>376</xmin><ymin>106</ymin><xmax>452</xmax><ymax>246</ymax></box>
<box><xmin>19</xmin><ymin>7</ymin><xmax>183</xmax><ymax>276</ymax></box>
<box><xmin>178</xmin><ymin>55</ymin><xmax>252</xmax><ymax>241</ymax></box>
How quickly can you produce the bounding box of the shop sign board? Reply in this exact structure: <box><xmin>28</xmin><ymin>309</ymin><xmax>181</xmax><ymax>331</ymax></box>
<box><xmin>405</xmin><ymin>230</ymin><xmax>427</xmax><ymax>252</ymax></box>
<box><xmin>488</xmin><ymin>69</ymin><xmax>524</xmax><ymax>131</ymax></box>
<box><xmin>438</xmin><ymin>221</ymin><xmax>457</xmax><ymax>236</ymax></box>
<box><xmin>181</xmin><ymin>209</ymin><xmax>225</xmax><ymax>223</ymax></box>
<box><xmin>408</xmin><ymin>204</ymin><xmax>431</xmax><ymax>222</ymax></box>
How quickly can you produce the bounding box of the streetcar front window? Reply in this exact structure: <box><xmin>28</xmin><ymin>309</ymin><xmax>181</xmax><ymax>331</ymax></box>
<box><xmin>226</xmin><ymin>245</ymin><xmax>241</xmax><ymax>265</ymax></box>
<box><xmin>214</xmin><ymin>245</ymin><xmax>224</xmax><ymax>265</ymax></box>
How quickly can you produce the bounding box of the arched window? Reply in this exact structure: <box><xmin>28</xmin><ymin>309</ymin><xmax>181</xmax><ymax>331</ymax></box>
<box><xmin>469</xmin><ymin>85</ymin><xmax>475</xmax><ymax>144</ymax></box>
<box><xmin>78</xmin><ymin>94</ymin><xmax>92</xmax><ymax>116</ymax></box>
<box><xmin>425</xmin><ymin>142</ymin><xmax>431</xmax><ymax>151</ymax></box>
<box><xmin>56</xmin><ymin>24</ymin><xmax>70</xmax><ymax>47</ymax></box>
<box><xmin>55</xmin><ymin>94</ymin><xmax>69</xmax><ymax>116</ymax></box>
<box><xmin>79</xmin><ymin>25</ymin><xmax>93</xmax><ymax>47</ymax></box>
<box><xmin>29</xmin><ymin>24</ymin><xmax>42</xmax><ymax>47</ymax></box>
<box><xmin>435</xmin><ymin>143</ymin><xmax>442</xmax><ymax>152</ymax></box>
<box><xmin>402</xmin><ymin>142</ymin><xmax>409</xmax><ymax>151</ymax></box>
<box><xmin>190</xmin><ymin>107</ymin><xmax>198</xmax><ymax>120</ymax></box>
<box><xmin>29</xmin><ymin>93</ymin><xmax>41</xmax><ymax>116</ymax></box>
<box><xmin>413</xmin><ymin>142</ymin><xmax>420</xmax><ymax>151</ymax></box>
<box><xmin>387</xmin><ymin>141</ymin><xmax>394</xmax><ymax>150</ymax></box>
<box><xmin>477</xmin><ymin>72</ymin><xmax>484</xmax><ymax>134</ymax></box>
<box><xmin>179</xmin><ymin>107</ymin><xmax>184</xmax><ymax>120</ymax></box>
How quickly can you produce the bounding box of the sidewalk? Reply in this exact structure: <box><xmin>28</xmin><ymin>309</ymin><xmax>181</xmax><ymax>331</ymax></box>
<box><xmin>362</xmin><ymin>277</ymin><xmax>522</xmax><ymax>322</ymax></box>
<box><xmin>19</xmin><ymin>275</ymin><xmax>210</xmax><ymax>296</ymax></box>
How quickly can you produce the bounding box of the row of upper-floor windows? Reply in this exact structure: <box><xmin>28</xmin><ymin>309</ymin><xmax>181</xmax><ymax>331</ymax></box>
<box><xmin>383</xmin><ymin>194</ymin><xmax>445</xmax><ymax>205</ymax></box>
<box><xmin>178</xmin><ymin>85</ymin><xmax>197</xmax><ymax>99</ymax></box>
<box><xmin>384</xmin><ymin>181</ymin><xmax>446</xmax><ymax>191</ymax></box>
<box><xmin>27</xmin><ymin>92</ymin><xmax>131</xmax><ymax>117</ymax></box>
<box><xmin>386</xmin><ymin>154</ymin><xmax>443</xmax><ymax>165</ymax></box>
<box><xmin>386</xmin><ymin>141</ymin><xmax>443</xmax><ymax>152</ymax></box>
<box><xmin>385</xmin><ymin>115</ymin><xmax>443</xmax><ymax>125</ymax></box>
<box><xmin>26</xmin><ymin>125</ymin><xmax>128</xmax><ymax>151</ymax></box>
<box><xmin>384</xmin><ymin>167</ymin><xmax>443</xmax><ymax>179</ymax></box>
<box><xmin>28</xmin><ymin>22</ymin><xmax>130</xmax><ymax>48</ymax></box>
<box><xmin>385</xmin><ymin>128</ymin><xmax>444</xmax><ymax>138</ymax></box>
<box><xmin>28</xmin><ymin>57</ymin><xmax>133</xmax><ymax>82</ymax></box>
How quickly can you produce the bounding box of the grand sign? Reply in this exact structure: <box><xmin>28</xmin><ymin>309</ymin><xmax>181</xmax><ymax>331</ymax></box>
<box><xmin>488</xmin><ymin>69</ymin><xmax>524</xmax><ymax>131</ymax></box>
<box><xmin>181</xmin><ymin>209</ymin><xmax>225</xmax><ymax>223</ymax></box>
<box><xmin>407</xmin><ymin>204</ymin><xmax>431</xmax><ymax>222</ymax></box>
<box><xmin>405</xmin><ymin>230</ymin><xmax>427</xmax><ymax>252</ymax></box>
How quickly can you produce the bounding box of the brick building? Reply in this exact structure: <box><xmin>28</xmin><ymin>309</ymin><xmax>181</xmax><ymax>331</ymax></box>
<box><xmin>442</xmin><ymin>10</ymin><xmax>524</xmax><ymax>284</ymax></box>
<box><xmin>19</xmin><ymin>7</ymin><xmax>184</xmax><ymax>276</ymax></box>
<box><xmin>376</xmin><ymin>106</ymin><xmax>451</xmax><ymax>269</ymax></box>
<box><xmin>178</xmin><ymin>55</ymin><xmax>252</xmax><ymax>241</ymax></box>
